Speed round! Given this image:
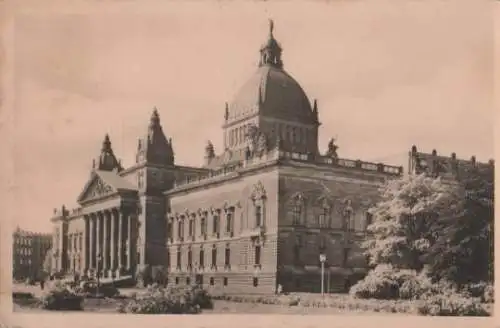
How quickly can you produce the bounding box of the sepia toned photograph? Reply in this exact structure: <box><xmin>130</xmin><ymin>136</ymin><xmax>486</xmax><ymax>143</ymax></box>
<box><xmin>3</xmin><ymin>0</ymin><xmax>495</xmax><ymax>325</ymax></box>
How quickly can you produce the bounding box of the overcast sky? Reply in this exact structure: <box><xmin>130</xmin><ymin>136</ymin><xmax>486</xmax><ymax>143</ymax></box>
<box><xmin>8</xmin><ymin>1</ymin><xmax>493</xmax><ymax>233</ymax></box>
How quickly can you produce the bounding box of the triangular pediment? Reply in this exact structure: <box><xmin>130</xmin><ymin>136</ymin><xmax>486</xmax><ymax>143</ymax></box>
<box><xmin>77</xmin><ymin>172</ymin><xmax>117</xmax><ymax>204</ymax></box>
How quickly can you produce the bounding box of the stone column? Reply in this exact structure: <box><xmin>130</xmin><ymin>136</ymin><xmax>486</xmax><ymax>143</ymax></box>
<box><xmin>102</xmin><ymin>211</ymin><xmax>109</xmax><ymax>276</ymax></box>
<box><xmin>96</xmin><ymin>212</ymin><xmax>102</xmax><ymax>277</ymax></box>
<box><xmin>127</xmin><ymin>215</ymin><xmax>135</xmax><ymax>270</ymax></box>
<box><xmin>109</xmin><ymin>209</ymin><xmax>116</xmax><ymax>277</ymax></box>
<box><xmin>84</xmin><ymin>216</ymin><xmax>90</xmax><ymax>274</ymax></box>
<box><xmin>89</xmin><ymin>214</ymin><xmax>96</xmax><ymax>270</ymax></box>
<box><xmin>117</xmin><ymin>209</ymin><xmax>124</xmax><ymax>276</ymax></box>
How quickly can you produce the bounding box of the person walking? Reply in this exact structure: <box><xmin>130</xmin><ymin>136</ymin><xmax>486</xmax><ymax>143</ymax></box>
<box><xmin>40</xmin><ymin>278</ymin><xmax>45</xmax><ymax>290</ymax></box>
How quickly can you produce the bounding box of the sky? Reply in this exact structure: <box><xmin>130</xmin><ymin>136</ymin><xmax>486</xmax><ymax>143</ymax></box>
<box><xmin>6</xmin><ymin>1</ymin><xmax>494</xmax><ymax>233</ymax></box>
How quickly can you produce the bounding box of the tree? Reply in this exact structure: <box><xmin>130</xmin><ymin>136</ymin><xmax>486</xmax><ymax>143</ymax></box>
<box><xmin>424</xmin><ymin>165</ymin><xmax>494</xmax><ymax>286</ymax></box>
<box><xmin>363</xmin><ymin>173</ymin><xmax>457</xmax><ymax>271</ymax></box>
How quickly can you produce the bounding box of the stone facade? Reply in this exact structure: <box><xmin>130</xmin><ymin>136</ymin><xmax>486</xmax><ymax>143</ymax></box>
<box><xmin>12</xmin><ymin>227</ymin><xmax>52</xmax><ymax>281</ymax></box>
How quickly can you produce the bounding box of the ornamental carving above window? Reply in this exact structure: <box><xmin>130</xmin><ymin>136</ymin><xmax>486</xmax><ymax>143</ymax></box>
<box><xmin>251</xmin><ymin>181</ymin><xmax>267</xmax><ymax>200</ymax></box>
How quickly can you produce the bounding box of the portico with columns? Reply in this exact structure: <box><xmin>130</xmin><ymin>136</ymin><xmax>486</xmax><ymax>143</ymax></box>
<box><xmin>81</xmin><ymin>206</ymin><xmax>138</xmax><ymax>278</ymax></box>
<box><xmin>73</xmin><ymin>134</ymin><xmax>141</xmax><ymax>279</ymax></box>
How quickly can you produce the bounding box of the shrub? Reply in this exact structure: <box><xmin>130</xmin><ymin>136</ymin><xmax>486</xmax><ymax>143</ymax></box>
<box><xmin>40</xmin><ymin>285</ymin><xmax>84</xmax><ymax>311</ymax></box>
<box><xmin>118</xmin><ymin>284</ymin><xmax>212</xmax><ymax>314</ymax></box>
<box><xmin>483</xmin><ymin>284</ymin><xmax>494</xmax><ymax>303</ymax></box>
<box><xmin>349</xmin><ymin>265</ymin><xmax>408</xmax><ymax>300</ymax></box>
<box><xmin>462</xmin><ymin>282</ymin><xmax>494</xmax><ymax>303</ymax></box>
<box><xmin>416</xmin><ymin>290</ymin><xmax>489</xmax><ymax>316</ymax></box>
<box><xmin>398</xmin><ymin>273</ymin><xmax>434</xmax><ymax>300</ymax></box>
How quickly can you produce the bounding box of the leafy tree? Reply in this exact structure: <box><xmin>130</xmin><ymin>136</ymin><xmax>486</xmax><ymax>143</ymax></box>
<box><xmin>423</xmin><ymin>164</ymin><xmax>494</xmax><ymax>286</ymax></box>
<box><xmin>363</xmin><ymin>173</ymin><xmax>458</xmax><ymax>271</ymax></box>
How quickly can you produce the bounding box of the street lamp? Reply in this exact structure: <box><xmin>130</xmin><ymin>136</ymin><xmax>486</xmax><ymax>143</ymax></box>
<box><xmin>319</xmin><ymin>253</ymin><xmax>326</xmax><ymax>298</ymax></box>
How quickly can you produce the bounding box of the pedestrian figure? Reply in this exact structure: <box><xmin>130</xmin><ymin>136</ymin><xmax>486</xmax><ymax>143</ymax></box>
<box><xmin>277</xmin><ymin>283</ymin><xmax>283</xmax><ymax>295</ymax></box>
<box><xmin>40</xmin><ymin>279</ymin><xmax>45</xmax><ymax>290</ymax></box>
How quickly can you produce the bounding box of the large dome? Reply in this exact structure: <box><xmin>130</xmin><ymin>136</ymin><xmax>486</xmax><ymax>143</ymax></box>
<box><xmin>227</xmin><ymin>65</ymin><xmax>315</xmax><ymax>124</ymax></box>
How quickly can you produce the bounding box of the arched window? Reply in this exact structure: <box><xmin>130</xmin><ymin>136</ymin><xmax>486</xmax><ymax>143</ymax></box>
<box><xmin>342</xmin><ymin>200</ymin><xmax>354</xmax><ymax>231</ymax></box>
<box><xmin>365</xmin><ymin>211</ymin><xmax>373</xmax><ymax>230</ymax></box>
<box><xmin>291</xmin><ymin>193</ymin><xmax>305</xmax><ymax>226</ymax></box>
<box><xmin>317</xmin><ymin>198</ymin><xmax>331</xmax><ymax>228</ymax></box>
<box><xmin>251</xmin><ymin>181</ymin><xmax>267</xmax><ymax>228</ymax></box>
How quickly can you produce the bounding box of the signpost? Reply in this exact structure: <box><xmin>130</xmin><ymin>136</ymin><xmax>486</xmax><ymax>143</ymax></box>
<box><xmin>319</xmin><ymin>253</ymin><xmax>326</xmax><ymax>298</ymax></box>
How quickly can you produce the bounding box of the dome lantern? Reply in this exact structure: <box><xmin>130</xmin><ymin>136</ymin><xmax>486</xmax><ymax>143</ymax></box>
<box><xmin>259</xmin><ymin>19</ymin><xmax>283</xmax><ymax>69</ymax></box>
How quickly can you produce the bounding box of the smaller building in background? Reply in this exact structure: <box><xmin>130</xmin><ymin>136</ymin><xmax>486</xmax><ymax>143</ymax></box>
<box><xmin>12</xmin><ymin>227</ymin><xmax>52</xmax><ymax>281</ymax></box>
<box><xmin>408</xmin><ymin>145</ymin><xmax>494</xmax><ymax>180</ymax></box>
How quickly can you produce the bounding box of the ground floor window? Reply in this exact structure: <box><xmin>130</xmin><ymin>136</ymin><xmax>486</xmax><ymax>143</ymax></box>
<box><xmin>253</xmin><ymin>277</ymin><xmax>258</xmax><ymax>287</ymax></box>
<box><xmin>210</xmin><ymin>277</ymin><xmax>215</xmax><ymax>286</ymax></box>
<box><xmin>186</xmin><ymin>277</ymin><xmax>191</xmax><ymax>285</ymax></box>
<box><xmin>175</xmin><ymin>277</ymin><xmax>179</xmax><ymax>284</ymax></box>
<box><xmin>223</xmin><ymin>277</ymin><xmax>228</xmax><ymax>286</ymax></box>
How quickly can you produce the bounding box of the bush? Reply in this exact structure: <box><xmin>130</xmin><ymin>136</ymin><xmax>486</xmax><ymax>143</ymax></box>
<box><xmin>416</xmin><ymin>290</ymin><xmax>489</xmax><ymax>316</ymax></box>
<box><xmin>349</xmin><ymin>265</ymin><xmax>414</xmax><ymax>300</ymax></box>
<box><xmin>462</xmin><ymin>282</ymin><xmax>494</xmax><ymax>303</ymax></box>
<box><xmin>118</xmin><ymin>284</ymin><xmax>212</xmax><ymax>314</ymax></box>
<box><xmin>40</xmin><ymin>284</ymin><xmax>84</xmax><ymax>311</ymax></box>
<box><xmin>483</xmin><ymin>284</ymin><xmax>494</xmax><ymax>303</ymax></box>
<box><xmin>398</xmin><ymin>273</ymin><xmax>434</xmax><ymax>300</ymax></box>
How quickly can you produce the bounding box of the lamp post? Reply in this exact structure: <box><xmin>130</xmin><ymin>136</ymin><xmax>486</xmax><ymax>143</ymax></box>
<box><xmin>319</xmin><ymin>253</ymin><xmax>326</xmax><ymax>298</ymax></box>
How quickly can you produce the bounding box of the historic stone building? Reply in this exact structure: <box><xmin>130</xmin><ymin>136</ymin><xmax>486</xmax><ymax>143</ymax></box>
<box><xmin>12</xmin><ymin>227</ymin><xmax>52</xmax><ymax>281</ymax></box>
<box><xmin>408</xmin><ymin>146</ymin><xmax>494</xmax><ymax>180</ymax></box>
<box><xmin>164</xmin><ymin>22</ymin><xmax>403</xmax><ymax>295</ymax></box>
<box><xmin>49</xmin><ymin>21</ymin><xmax>404</xmax><ymax>294</ymax></box>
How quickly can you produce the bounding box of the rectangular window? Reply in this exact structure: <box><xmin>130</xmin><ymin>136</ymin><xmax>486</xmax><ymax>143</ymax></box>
<box><xmin>211</xmin><ymin>246</ymin><xmax>217</xmax><ymax>267</ymax></box>
<box><xmin>223</xmin><ymin>277</ymin><xmax>228</xmax><ymax>286</ymax></box>
<box><xmin>186</xmin><ymin>277</ymin><xmax>191</xmax><ymax>285</ymax></box>
<box><xmin>201</xmin><ymin>217</ymin><xmax>206</xmax><ymax>235</ymax></box>
<box><xmin>226</xmin><ymin>212</ymin><xmax>233</xmax><ymax>233</ymax></box>
<box><xmin>176</xmin><ymin>250</ymin><xmax>181</xmax><ymax>269</ymax></box>
<box><xmin>255</xmin><ymin>206</ymin><xmax>262</xmax><ymax>227</ymax></box>
<box><xmin>253</xmin><ymin>277</ymin><xmax>258</xmax><ymax>287</ymax></box>
<box><xmin>365</xmin><ymin>212</ymin><xmax>373</xmax><ymax>230</ymax></box>
<box><xmin>189</xmin><ymin>220</ymin><xmax>194</xmax><ymax>237</ymax></box>
<box><xmin>210</xmin><ymin>277</ymin><xmax>215</xmax><ymax>286</ymax></box>
<box><xmin>255</xmin><ymin>245</ymin><xmax>261</xmax><ymax>266</ymax></box>
<box><xmin>199</xmin><ymin>249</ymin><xmax>204</xmax><ymax>267</ymax></box>
<box><xmin>343</xmin><ymin>248</ymin><xmax>349</xmax><ymax>267</ymax></box>
<box><xmin>178</xmin><ymin>220</ymin><xmax>182</xmax><ymax>239</ymax></box>
<box><xmin>188</xmin><ymin>249</ymin><xmax>192</xmax><ymax>268</ymax></box>
<box><xmin>225</xmin><ymin>246</ymin><xmax>230</xmax><ymax>266</ymax></box>
<box><xmin>175</xmin><ymin>277</ymin><xmax>179</xmax><ymax>284</ymax></box>
<box><xmin>167</xmin><ymin>221</ymin><xmax>173</xmax><ymax>240</ymax></box>
<box><xmin>213</xmin><ymin>215</ymin><xmax>219</xmax><ymax>234</ymax></box>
